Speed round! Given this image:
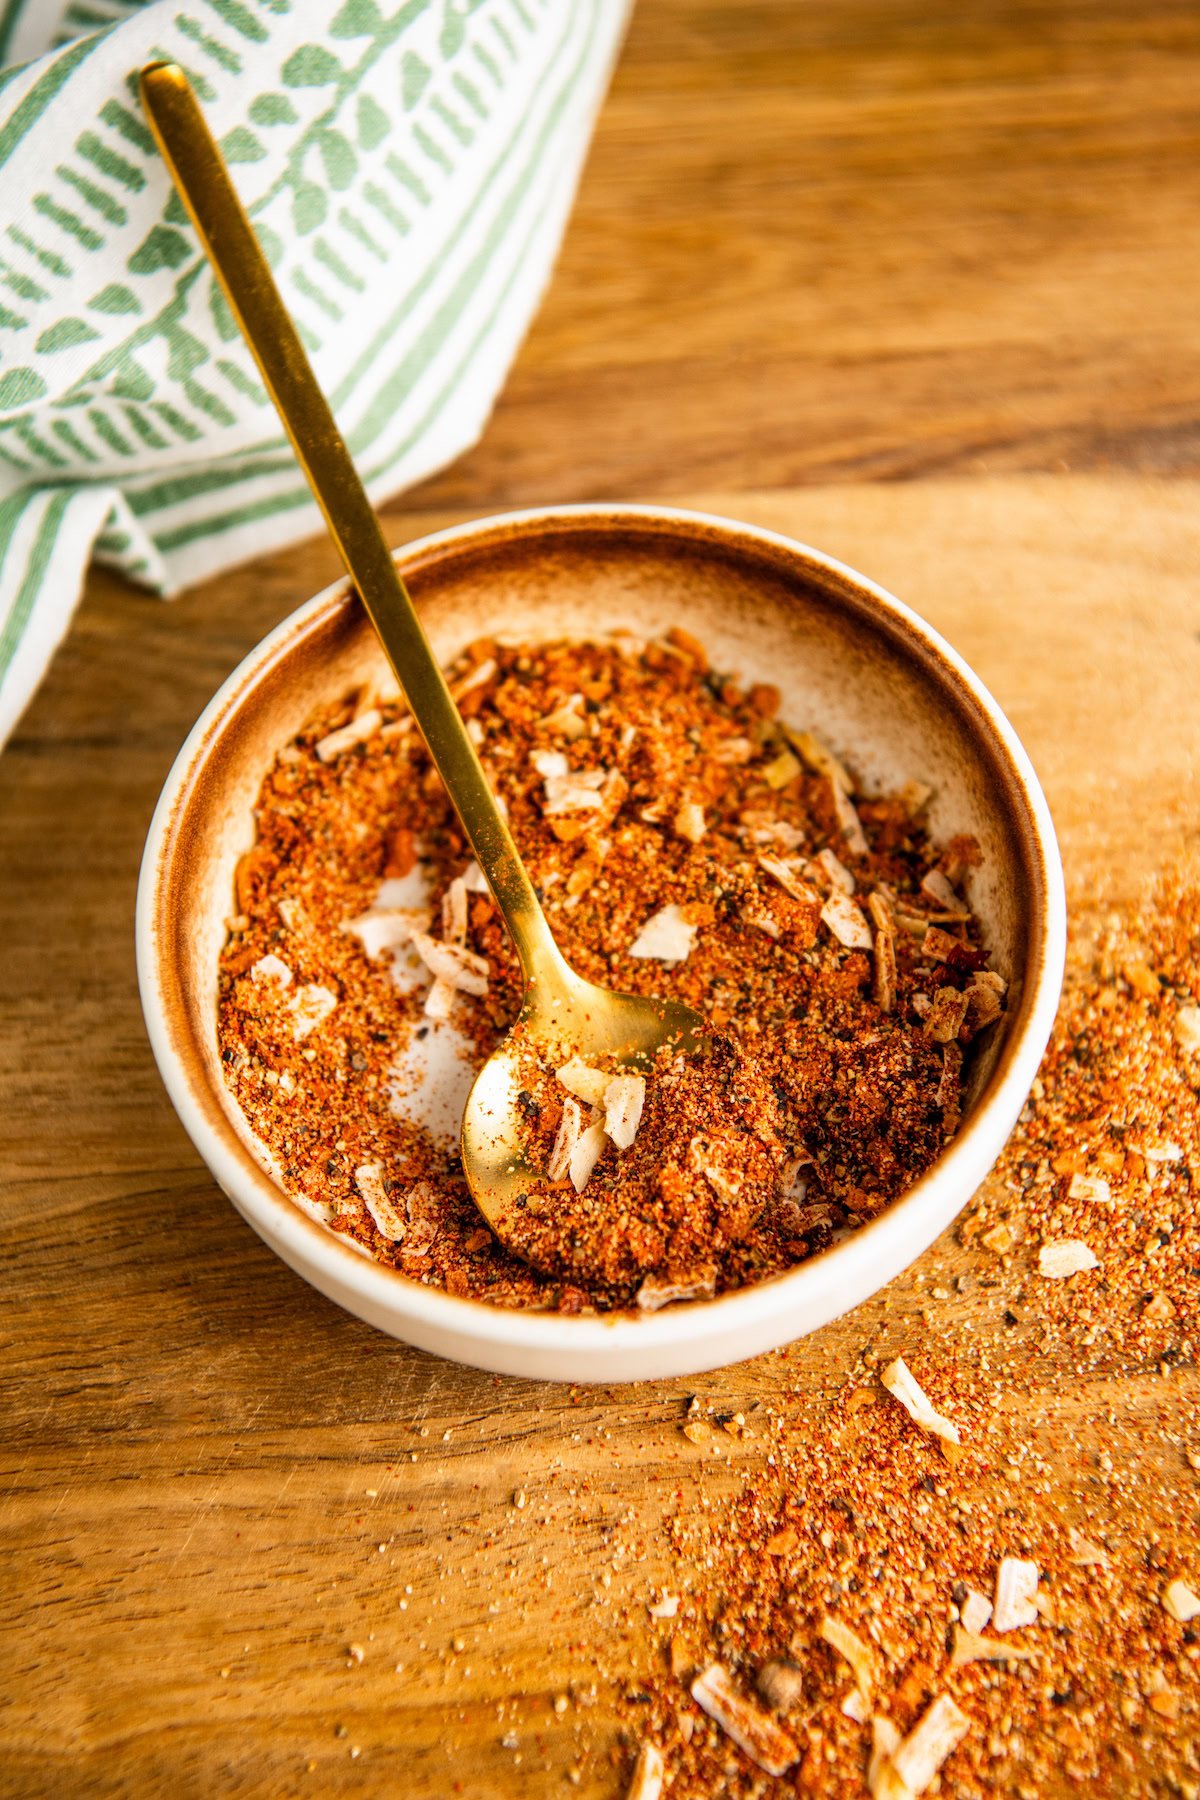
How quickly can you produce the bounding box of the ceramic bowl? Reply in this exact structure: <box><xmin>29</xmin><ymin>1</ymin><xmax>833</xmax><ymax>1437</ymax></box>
<box><xmin>137</xmin><ymin>505</ymin><xmax>1065</xmax><ymax>1382</ymax></box>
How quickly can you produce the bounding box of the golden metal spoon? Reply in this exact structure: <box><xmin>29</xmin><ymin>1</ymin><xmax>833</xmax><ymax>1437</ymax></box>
<box><xmin>140</xmin><ymin>62</ymin><xmax>703</xmax><ymax>1254</ymax></box>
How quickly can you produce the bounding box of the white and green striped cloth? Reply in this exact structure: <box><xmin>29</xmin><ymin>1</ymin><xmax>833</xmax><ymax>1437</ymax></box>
<box><xmin>0</xmin><ymin>0</ymin><xmax>629</xmax><ymax>743</ymax></box>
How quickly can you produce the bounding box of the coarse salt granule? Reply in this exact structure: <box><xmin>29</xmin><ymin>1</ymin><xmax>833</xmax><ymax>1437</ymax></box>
<box><xmin>880</xmin><ymin>1356</ymin><xmax>962</xmax><ymax>1445</ymax></box>
<box><xmin>289</xmin><ymin>984</ymin><xmax>337</xmax><ymax>1040</ymax></box>
<box><xmin>950</xmin><ymin>1625</ymin><xmax>1037</xmax><ymax>1667</ymax></box>
<box><xmin>831</xmin><ymin>779</ymin><xmax>868</xmax><ymax>855</ymax></box>
<box><xmin>556</xmin><ymin>1057</ymin><xmax>611</xmax><ymax>1108</ymax></box>
<box><xmin>450</xmin><ymin>657</ymin><xmax>496</xmax><ymax>700</ymax></box>
<box><xmin>341</xmin><ymin>908</ymin><xmax>427</xmax><ymax>961</ymax></box>
<box><xmin>441</xmin><ymin>877</ymin><xmax>468</xmax><ymax>945</ymax></box>
<box><xmin>922</xmin><ymin>868</ymin><xmax>966</xmax><ymax>911</ymax></box>
<box><xmin>1162</xmin><ymin>1578</ymin><xmax>1200</xmax><ymax>1623</ymax></box>
<box><xmin>409</xmin><ymin>930</ymin><xmax>488</xmax><ymax>996</ymax></box>
<box><xmin>820</xmin><ymin>891</ymin><xmax>873</xmax><ymax>951</ymax></box>
<box><xmin>818</xmin><ymin>1616</ymin><xmax>875</xmax><ymax>1699</ymax></box>
<box><xmin>888</xmin><ymin>1693</ymin><xmax>970</xmax><ymax>1794</ymax></box>
<box><xmin>757</xmin><ymin>853</ymin><xmax>815</xmax><ymax>903</ymax></box>
<box><xmin>867</xmin><ymin>1716</ymin><xmax>903</xmax><ymax>1799</ymax></box>
<box><xmin>924</xmin><ymin>985</ymin><xmax>968</xmax><ymax>1043</ymax></box>
<box><xmin>569</xmin><ymin>1121</ymin><xmax>608</xmax><ymax>1194</ymax></box>
<box><xmin>842</xmin><ymin>1687</ymin><xmax>870</xmax><ymax>1722</ymax></box>
<box><xmin>690</xmin><ymin>1662</ymin><xmax>800</xmax><ymax>1777</ymax></box>
<box><xmin>868</xmin><ymin>891</ymin><xmax>896</xmax><ymax>1012</ymax></box>
<box><xmin>629</xmin><ymin>904</ymin><xmax>699</xmax><ymax>964</ymax></box>
<box><xmin>745</xmin><ymin>814</ymin><xmax>804</xmax><ymax>852</ymax></box>
<box><xmin>624</xmin><ymin>1742</ymin><xmax>664</xmax><ymax>1800</ymax></box>
<box><xmin>604</xmin><ymin>1073</ymin><xmax>646</xmax><ymax>1150</ymax></box>
<box><xmin>541</xmin><ymin>693</ymin><xmax>587</xmax><ymax>740</ymax></box>
<box><xmin>423</xmin><ymin>977</ymin><xmax>456</xmax><ymax>1021</ymax></box>
<box><xmin>250</xmin><ymin>953</ymin><xmax>293</xmax><ymax>987</ymax></box>
<box><xmin>541</xmin><ymin>767</ymin><xmax>607</xmax><ymax>814</ymax></box>
<box><xmin>1067</xmin><ymin>1171</ymin><xmax>1112</xmax><ymax>1205</ymax></box>
<box><xmin>357</xmin><ymin>1165</ymin><xmax>405</xmax><ymax>1241</ymax></box>
<box><xmin>1174</xmin><ymin>1004</ymin><xmax>1200</xmax><ymax>1054</ymax></box>
<box><xmin>992</xmin><ymin>1557</ymin><xmax>1039</xmax><ymax>1632</ymax></box>
<box><xmin>315</xmin><ymin>708</ymin><xmax>381</xmax><ymax>762</ymax></box>
<box><xmin>762</xmin><ymin>747</ymin><xmax>801</xmax><ymax>789</ymax></box>
<box><xmin>673</xmin><ymin>799</ymin><xmax>707</xmax><ymax>844</ymax></box>
<box><xmin>815</xmin><ymin>846</ymin><xmax>855</xmax><ymax>894</ymax></box>
<box><xmin>1038</xmin><ymin>1240</ymin><xmax>1099</xmax><ymax>1278</ymax></box>
<box><xmin>959</xmin><ymin>1588</ymin><xmax>993</xmax><ymax>1634</ymax></box>
<box><xmin>784</xmin><ymin>727</ymin><xmax>854</xmax><ymax>793</ymax></box>
<box><xmin>547</xmin><ymin>1096</ymin><xmax>585</xmax><ymax>1183</ymax></box>
<box><xmin>636</xmin><ymin>1268</ymin><xmax>716</xmax><ymax>1311</ymax></box>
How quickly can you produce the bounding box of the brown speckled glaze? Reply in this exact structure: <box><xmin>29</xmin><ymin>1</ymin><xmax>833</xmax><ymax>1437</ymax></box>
<box><xmin>137</xmin><ymin>506</ymin><xmax>1065</xmax><ymax>1381</ymax></box>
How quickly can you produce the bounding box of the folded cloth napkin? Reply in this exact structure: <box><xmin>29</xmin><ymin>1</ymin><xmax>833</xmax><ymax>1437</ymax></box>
<box><xmin>0</xmin><ymin>0</ymin><xmax>629</xmax><ymax>744</ymax></box>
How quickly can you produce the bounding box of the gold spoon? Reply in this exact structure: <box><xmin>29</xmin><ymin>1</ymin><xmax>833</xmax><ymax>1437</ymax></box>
<box><xmin>140</xmin><ymin>62</ymin><xmax>704</xmax><ymax>1254</ymax></box>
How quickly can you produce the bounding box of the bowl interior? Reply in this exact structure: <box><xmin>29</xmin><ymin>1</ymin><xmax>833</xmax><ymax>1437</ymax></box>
<box><xmin>145</xmin><ymin>507</ymin><xmax>1052</xmax><ymax>1354</ymax></box>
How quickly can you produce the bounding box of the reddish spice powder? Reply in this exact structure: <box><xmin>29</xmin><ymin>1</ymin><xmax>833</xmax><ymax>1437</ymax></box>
<box><xmin>496</xmin><ymin>1030</ymin><xmax>790</xmax><ymax>1294</ymax></box>
<box><xmin>216</xmin><ymin>631</ymin><xmax>1003</xmax><ymax>1312</ymax></box>
<box><xmin>611</xmin><ymin>865</ymin><xmax>1200</xmax><ymax>1798</ymax></box>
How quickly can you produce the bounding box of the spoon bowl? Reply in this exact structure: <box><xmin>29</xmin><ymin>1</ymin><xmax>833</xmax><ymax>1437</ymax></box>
<box><xmin>462</xmin><ymin>973</ymin><xmax>704</xmax><ymax>1248</ymax></box>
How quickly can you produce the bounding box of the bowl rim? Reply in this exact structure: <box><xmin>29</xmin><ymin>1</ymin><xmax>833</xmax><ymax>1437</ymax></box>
<box><xmin>136</xmin><ymin>501</ymin><xmax>1067</xmax><ymax>1360</ymax></box>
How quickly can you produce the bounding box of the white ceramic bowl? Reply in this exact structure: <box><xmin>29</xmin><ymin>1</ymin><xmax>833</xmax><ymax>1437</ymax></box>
<box><xmin>137</xmin><ymin>505</ymin><xmax>1065</xmax><ymax>1382</ymax></box>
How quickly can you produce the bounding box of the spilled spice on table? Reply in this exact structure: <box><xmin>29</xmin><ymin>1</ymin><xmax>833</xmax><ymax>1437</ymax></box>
<box><xmin>216</xmin><ymin>630</ymin><xmax>1003</xmax><ymax>1311</ymax></box>
<box><xmin>608</xmin><ymin>862</ymin><xmax>1200</xmax><ymax>1798</ymax></box>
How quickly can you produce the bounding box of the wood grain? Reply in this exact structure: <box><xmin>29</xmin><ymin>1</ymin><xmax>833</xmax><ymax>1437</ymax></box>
<box><xmin>3</xmin><ymin>1</ymin><xmax>1200</xmax><ymax>1794</ymax></box>
<box><xmin>412</xmin><ymin>0</ymin><xmax>1200</xmax><ymax>507</ymax></box>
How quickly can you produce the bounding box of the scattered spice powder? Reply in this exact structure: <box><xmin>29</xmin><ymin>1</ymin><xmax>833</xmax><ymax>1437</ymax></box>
<box><xmin>217</xmin><ymin>630</ymin><xmax>1004</xmax><ymax>1311</ymax></box>
<box><xmin>612</xmin><ymin>861</ymin><xmax>1200</xmax><ymax>1797</ymax></box>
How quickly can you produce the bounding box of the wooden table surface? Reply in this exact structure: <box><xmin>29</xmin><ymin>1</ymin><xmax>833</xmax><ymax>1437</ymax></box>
<box><xmin>3</xmin><ymin>3</ymin><xmax>1199</xmax><ymax>1795</ymax></box>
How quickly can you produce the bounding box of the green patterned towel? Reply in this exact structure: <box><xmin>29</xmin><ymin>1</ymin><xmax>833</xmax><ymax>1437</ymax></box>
<box><xmin>0</xmin><ymin>0</ymin><xmax>628</xmax><ymax>742</ymax></box>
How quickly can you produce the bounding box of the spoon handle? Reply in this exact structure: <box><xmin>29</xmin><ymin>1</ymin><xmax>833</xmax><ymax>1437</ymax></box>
<box><xmin>140</xmin><ymin>61</ymin><xmax>565</xmax><ymax>988</ymax></box>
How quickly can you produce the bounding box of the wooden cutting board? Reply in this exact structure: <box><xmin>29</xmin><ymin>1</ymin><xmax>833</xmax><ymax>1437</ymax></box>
<box><xmin>1</xmin><ymin>472</ymin><xmax>1197</xmax><ymax>1797</ymax></box>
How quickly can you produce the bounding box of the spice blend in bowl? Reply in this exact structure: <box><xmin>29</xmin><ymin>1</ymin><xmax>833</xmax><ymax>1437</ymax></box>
<box><xmin>217</xmin><ymin>631</ymin><xmax>1006</xmax><ymax>1313</ymax></box>
<box><xmin>138</xmin><ymin>506</ymin><xmax>1064</xmax><ymax>1379</ymax></box>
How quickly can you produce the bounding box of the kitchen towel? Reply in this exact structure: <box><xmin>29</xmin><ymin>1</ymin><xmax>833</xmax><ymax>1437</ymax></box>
<box><xmin>0</xmin><ymin>0</ymin><xmax>629</xmax><ymax>743</ymax></box>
